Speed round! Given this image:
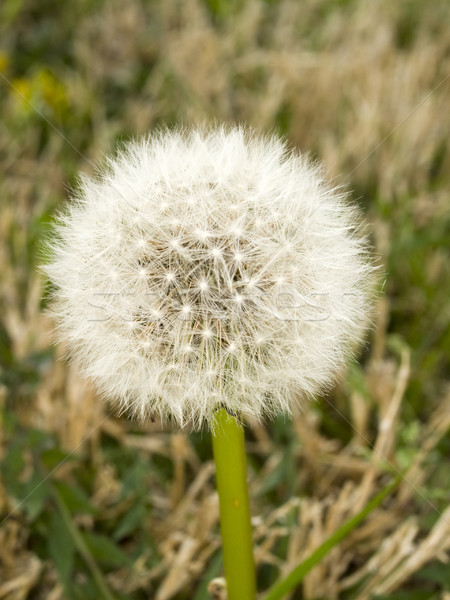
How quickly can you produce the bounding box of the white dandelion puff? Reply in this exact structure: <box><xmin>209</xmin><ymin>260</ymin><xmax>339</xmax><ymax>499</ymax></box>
<box><xmin>44</xmin><ymin>125</ymin><xmax>374</xmax><ymax>429</ymax></box>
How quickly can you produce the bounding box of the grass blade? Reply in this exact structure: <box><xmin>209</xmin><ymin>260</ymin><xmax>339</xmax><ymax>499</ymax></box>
<box><xmin>262</xmin><ymin>476</ymin><xmax>401</xmax><ymax>600</ymax></box>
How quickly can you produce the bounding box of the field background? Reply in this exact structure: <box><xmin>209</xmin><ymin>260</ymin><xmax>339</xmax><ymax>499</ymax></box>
<box><xmin>0</xmin><ymin>0</ymin><xmax>449</xmax><ymax>599</ymax></box>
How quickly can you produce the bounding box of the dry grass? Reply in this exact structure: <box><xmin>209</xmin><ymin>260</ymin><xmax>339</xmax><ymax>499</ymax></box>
<box><xmin>0</xmin><ymin>0</ymin><xmax>449</xmax><ymax>598</ymax></box>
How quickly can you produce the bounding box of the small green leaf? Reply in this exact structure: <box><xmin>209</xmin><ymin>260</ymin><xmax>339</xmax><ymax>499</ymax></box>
<box><xmin>82</xmin><ymin>531</ymin><xmax>131</xmax><ymax>569</ymax></box>
<box><xmin>21</xmin><ymin>473</ymin><xmax>51</xmax><ymax>520</ymax></box>
<box><xmin>2</xmin><ymin>441</ymin><xmax>25</xmax><ymax>484</ymax></box>
<box><xmin>48</xmin><ymin>510</ymin><xmax>76</xmax><ymax>584</ymax></box>
<box><xmin>416</xmin><ymin>561</ymin><xmax>450</xmax><ymax>587</ymax></box>
<box><xmin>52</xmin><ymin>486</ymin><xmax>117</xmax><ymax>600</ymax></box>
<box><xmin>113</xmin><ymin>501</ymin><xmax>146</xmax><ymax>540</ymax></box>
<box><xmin>41</xmin><ymin>447</ymin><xmax>75</xmax><ymax>470</ymax></box>
<box><xmin>54</xmin><ymin>480</ymin><xmax>97</xmax><ymax>515</ymax></box>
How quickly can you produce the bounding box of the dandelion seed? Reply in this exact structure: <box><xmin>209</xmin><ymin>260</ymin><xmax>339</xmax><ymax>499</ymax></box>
<box><xmin>181</xmin><ymin>305</ymin><xmax>191</xmax><ymax>316</ymax></box>
<box><xmin>195</xmin><ymin>228</ymin><xmax>210</xmax><ymax>241</ymax></box>
<box><xmin>230</xmin><ymin>223</ymin><xmax>243</xmax><ymax>237</ymax></box>
<box><xmin>169</xmin><ymin>238</ymin><xmax>181</xmax><ymax>250</ymax></box>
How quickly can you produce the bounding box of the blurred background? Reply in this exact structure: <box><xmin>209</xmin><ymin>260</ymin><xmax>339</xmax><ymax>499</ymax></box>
<box><xmin>0</xmin><ymin>1</ymin><xmax>449</xmax><ymax>599</ymax></box>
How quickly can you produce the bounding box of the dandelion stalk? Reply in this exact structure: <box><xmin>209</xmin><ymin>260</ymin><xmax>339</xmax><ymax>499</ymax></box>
<box><xmin>212</xmin><ymin>408</ymin><xmax>256</xmax><ymax>600</ymax></box>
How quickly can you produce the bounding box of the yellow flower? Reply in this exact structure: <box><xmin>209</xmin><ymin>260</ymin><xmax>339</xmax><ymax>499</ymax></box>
<box><xmin>11</xmin><ymin>77</ymin><xmax>33</xmax><ymax>113</ymax></box>
<box><xmin>0</xmin><ymin>51</ymin><xmax>9</xmax><ymax>73</ymax></box>
<box><xmin>37</xmin><ymin>70</ymin><xmax>68</xmax><ymax>114</ymax></box>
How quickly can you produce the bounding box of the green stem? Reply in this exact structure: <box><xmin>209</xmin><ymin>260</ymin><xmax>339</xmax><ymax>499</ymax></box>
<box><xmin>52</xmin><ymin>485</ymin><xmax>117</xmax><ymax>600</ymax></box>
<box><xmin>212</xmin><ymin>408</ymin><xmax>256</xmax><ymax>600</ymax></box>
<box><xmin>262</xmin><ymin>476</ymin><xmax>401</xmax><ymax>600</ymax></box>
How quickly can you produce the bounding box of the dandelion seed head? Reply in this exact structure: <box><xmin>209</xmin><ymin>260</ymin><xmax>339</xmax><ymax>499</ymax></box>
<box><xmin>44</xmin><ymin>125</ymin><xmax>374</xmax><ymax>429</ymax></box>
